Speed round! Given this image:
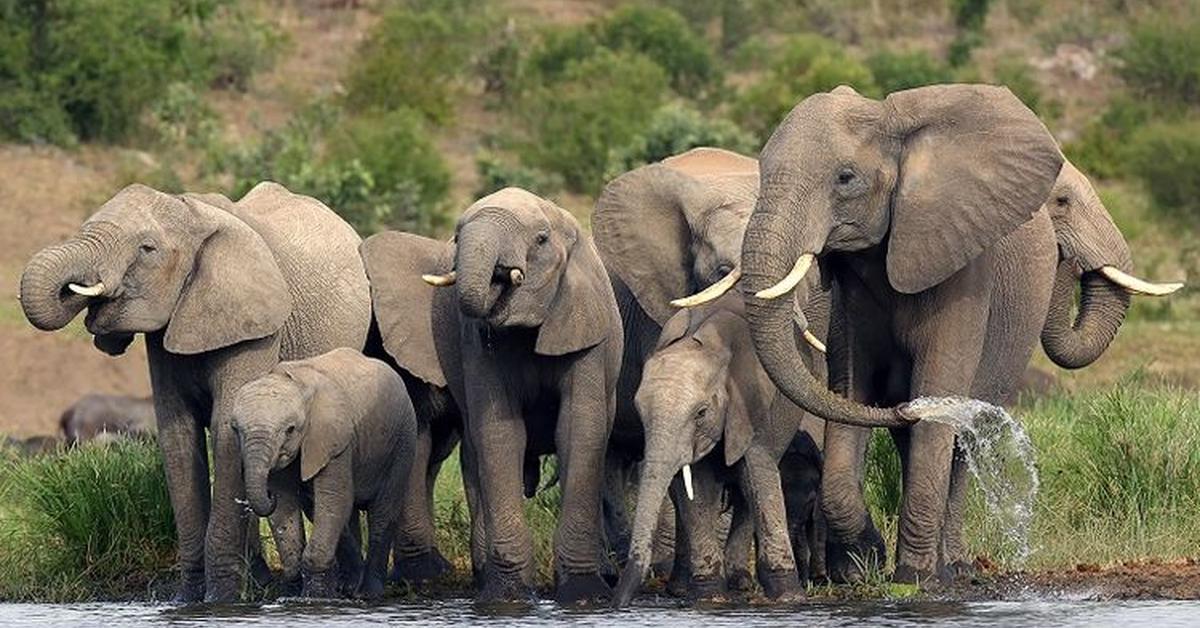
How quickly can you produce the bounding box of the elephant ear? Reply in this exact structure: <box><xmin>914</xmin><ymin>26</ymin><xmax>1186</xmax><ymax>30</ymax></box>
<box><xmin>653</xmin><ymin>308</ymin><xmax>693</xmax><ymax>351</ymax></box>
<box><xmin>360</xmin><ymin>232</ymin><xmax>452</xmax><ymax>387</ymax></box>
<box><xmin>536</xmin><ymin>203</ymin><xmax>615</xmax><ymax>356</ymax></box>
<box><xmin>885</xmin><ymin>84</ymin><xmax>1064</xmax><ymax>294</ymax></box>
<box><xmin>723</xmin><ymin>321</ymin><xmax>773</xmax><ymax>466</ymax></box>
<box><xmin>164</xmin><ymin>196</ymin><xmax>293</xmax><ymax>355</ymax></box>
<box><xmin>290</xmin><ymin>370</ymin><xmax>354</xmax><ymax>482</ymax></box>
<box><xmin>592</xmin><ymin>163</ymin><xmax>716</xmax><ymax>325</ymax></box>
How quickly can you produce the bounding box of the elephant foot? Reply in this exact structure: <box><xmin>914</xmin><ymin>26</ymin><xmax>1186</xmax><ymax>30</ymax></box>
<box><xmin>893</xmin><ymin>563</ymin><xmax>937</xmax><ymax>587</ymax></box>
<box><xmin>390</xmin><ymin>549</ymin><xmax>452</xmax><ymax>584</ymax></box>
<box><xmin>556</xmin><ymin>572</ymin><xmax>612</xmax><ymax>607</ymax></box>
<box><xmin>686</xmin><ymin>574</ymin><xmax>728</xmax><ymax>603</ymax></box>
<box><xmin>357</xmin><ymin>574</ymin><xmax>386</xmax><ymax>600</ymax></box>
<box><xmin>301</xmin><ymin>568</ymin><xmax>342</xmax><ymax>599</ymax></box>
<box><xmin>666</xmin><ymin>569</ymin><xmax>689</xmax><ymax>598</ymax></box>
<box><xmin>826</xmin><ymin>526</ymin><xmax>886</xmax><ymax>584</ymax></box>
<box><xmin>172</xmin><ymin>571</ymin><xmax>206</xmax><ymax>604</ymax></box>
<box><xmin>477</xmin><ymin>567</ymin><xmax>536</xmax><ymax>608</ymax></box>
<box><xmin>202</xmin><ymin>576</ymin><xmax>240</xmax><ymax>604</ymax></box>
<box><xmin>726</xmin><ymin>569</ymin><xmax>754</xmax><ymax>594</ymax></box>
<box><xmin>939</xmin><ymin>560</ymin><xmax>976</xmax><ymax>584</ymax></box>
<box><xmin>248</xmin><ymin>553</ymin><xmax>274</xmax><ymax>589</ymax></box>
<box><xmin>277</xmin><ymin>574</ymin><xmax>303</xmax><ymax>597</ymax></box>
<box><xmin>757</xmin><ymin>567</ymin><xmax>803</xmax><ymax>602</ymax></box>
<box><xmin>650</xmin><ymin>560</ymin><xmax>674</xmax><ymax>580</ymax></box>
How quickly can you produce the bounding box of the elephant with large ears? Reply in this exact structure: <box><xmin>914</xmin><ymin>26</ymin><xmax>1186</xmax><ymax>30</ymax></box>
<box><xmin>703</xmin><ymin>84</ymin><xmax>1181</xmax><ymax>584</ymax></box>
<box><xmin>232</xmin><ymin>348</ymin><xmax>417</xmax><ymax>599</ymax></box>
<box><xmin>362</xmin><ymin>187</ymin><xmax>623</xmax><ymax>606</ymax></box>
<box><xmin>19</xmin><ymin>182</ymin><xmax>372</xmax><ymax>602</ymax></box>
<box><xmin>613</xmin><ymin>293</ymin><xmax>825</xmax><ymax>606</ymax></box>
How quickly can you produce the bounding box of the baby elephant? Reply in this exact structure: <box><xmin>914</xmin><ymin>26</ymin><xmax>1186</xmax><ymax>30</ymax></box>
<box><xmin>232</xmin><ymin>347</ymin><xmax>417</xmax><ymax>598</ymax></box>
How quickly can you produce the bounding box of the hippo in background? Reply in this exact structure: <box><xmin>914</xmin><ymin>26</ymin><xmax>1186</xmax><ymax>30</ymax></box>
<box><xmin>60</xmin><ymin>394</ymin><xmax>155</xmax><ymax>446</ymax></box>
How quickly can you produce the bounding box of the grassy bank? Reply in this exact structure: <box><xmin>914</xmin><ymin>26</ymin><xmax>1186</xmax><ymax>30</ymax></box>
<box><xmin>1</xmin><ymin>379</ymin><xmax>1197</xmax><ymax>601</ymax></box>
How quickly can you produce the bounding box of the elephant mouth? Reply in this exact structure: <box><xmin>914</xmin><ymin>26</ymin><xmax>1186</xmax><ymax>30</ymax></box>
<box><xmin>82</xmin><ymin>298</ymin><xmax>120</xmax><ymax>334</ymax></box>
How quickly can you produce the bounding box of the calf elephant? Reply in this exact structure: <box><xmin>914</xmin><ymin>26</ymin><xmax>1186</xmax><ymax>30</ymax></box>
<box><xmin>362</xmin><ymin>187</ymin><xmax>623</xmax><ymax>605</ymax></box>
<box><xmin>19</xmin><ymin>182</ymin><xmax>371</xmax><ymax>602</ymax></box>
<box><xmin>60</xmin><ymin>393</ymin><xmax>155</xmax><ymax>445</ymax></box>
<box><xmin>614</xmin><ymin>294</ymin><xmax>825</xmax><ymax>605</ymax></box>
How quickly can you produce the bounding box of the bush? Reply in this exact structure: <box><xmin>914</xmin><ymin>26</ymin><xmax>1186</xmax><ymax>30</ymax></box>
<box><xmin>866</xmin><ymin>49</ymin><xmax>952</xmax><ymax>95</ymax></box>
<box><xmin>1126</xmin><ymin>118</ymin><xmax>1200</xmax><ymax>222</ymax></box>
<box><xmin>733</xmin><ymin>35</ymin><xmax>878</xmax><ymax>137</ymax></box>
<box><xmin>1063</xmin><ymin>96</ymin><xmax>1154</xmax><ymax>180</ymax></box>
<box><xmin>192</xmin><ymin>3</ymin><xmax>288</xmax><ymax>92</ymax></box>
<box><xmin>604</xmin><ymin>103</ymin><xmax>757</xmax><ymax>180</ymax></box>
<box><xmin>218</xmin><ymin>103</ymin><xmax>452</xmax><ymax>235</ymax></box>
<box><xmin>475</xmin><ymin>151</ymin><xmax>564</xmax><ymax>197</ymax></box>
<box><xmin>992</xmin><ymin>57</ymin><xmax>1049</xmax><ymax>117</ymax></box>
<box><xmin>597</xmin><ymin>5</ymin><xmax>720</xmax><ymax>97</ymax></box>
<box><xmin>342</xmin><ymin>6</ymin><xmax>475</xmax><ymax>125</ymax></box>
<box><xmin>1115</xmin><ymin>12</ymin><xmax>1200</xmax><ymax>105</ymax></box>
<box><xmin>0</xmin><ymin>439</ymin><xmax>176</xmax><ymax>600</ymax></box>
<box><xmin>516</xmin><ymin>50</ymin><xmax>670</xmax><ymax>194</ymax></box>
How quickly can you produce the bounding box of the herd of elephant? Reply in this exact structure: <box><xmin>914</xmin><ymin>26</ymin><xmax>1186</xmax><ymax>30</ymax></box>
<box><xmin>17</xmin><ymin>83</ymin><xmax>1183</xmax><ymax>606</ymax></box>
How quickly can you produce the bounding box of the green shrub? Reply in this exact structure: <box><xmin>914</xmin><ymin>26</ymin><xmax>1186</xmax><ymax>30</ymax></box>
<box><xmin>948</xmin><ymin>0</ymin><xmax>991</xmax><ymax>66</ymax></box>
<box><xmin>604</xmin><ymin>103</ymin><xmax>757</xmax><ymax>179</ymax></box>
<box><xmin>992</xmin><ymin>56</ymin><xmax>1049</xmax><ymax>116</ymax></box>
<box><xmin>733</xmin><ymin>35</ymin><xmax>878</xmax><ymax>137</ymax></box>
<box><xmin>516</xmin><ymin>50</ymin><xmax>670</xmax><ymax>194</ymax></box>
<box><xmin>866</xmin><ymin>49</ymin><xmax>953</xmax><ymax>95</ymax></box>
<box><xmin>1115</xmin><ymin>12</ymin><xmax>1200</xmax><ymax>105</ymax></box>
<box><xmin>475</xmin><ymin>151</ymin><xmax>564</xmax><ymax>197</ymax></box>
<box><xmin>1126</xmin><ymin>118</ymin><xmax>1200</xmax><ymax>222</ymax></box>
<box><xmin>191</xmin><ymin>3</ymin><xmax>288</xmax><ymax>92</ymax></box>
<box><xmin>597</xmin><ymin>5</ymin><xmax>720</xmax><ymax>97</ymax></box>
<box><xmin>0</xmin><ymin>439</ymin><xmax>176</xmax><ymax>600</ymax></box>
<box><xmin>146</xmin><ymin>82</ymin><xmax>220</xmax><ymax>150</ymax></box>
<box><xmin>1063</xmin><ymin>96</ymin><xmax>1155</xmax><ymax>180</ymax></box>
<box><xmin>342</xmin><ymin>6</ymin><xmax>474</xmax><ymax>125</ymax></box>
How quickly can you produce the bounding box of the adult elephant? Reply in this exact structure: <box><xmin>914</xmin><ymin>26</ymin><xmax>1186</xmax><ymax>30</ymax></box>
<box><xmin>717</xmin><ymin>84</ymin><xmax>1180</xmax><ymax>584</ymax></box>
<box><xmin>19</xmin><ymin>182</ymin><xmax>371</xmax><ymax>602</ymax></box>
<box><xmin>362</xmin><ymin>187</ymin><xmax>622</xmax><ymax>605</ymax></box>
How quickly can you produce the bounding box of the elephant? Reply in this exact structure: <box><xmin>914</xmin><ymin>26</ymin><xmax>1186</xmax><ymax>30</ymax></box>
<box><xmin>19</xmin><ymin>182</ymin><xmax>372</xmax><ymax>602</ymax></box>
<box><xmin>613</xmin><ymin>293</ymin><xmax>826</xmax><ymax>605</ymax></box>
<box><xmin>60</xmin><ymin>393</ymin><xmax>155</xmax><ymax>445</ymax></box>
<box><xmin>232</xmin><ymin>347</ymin><xmax>417</xmax><ymax>599</ymax></box>
<box><xmin>361</xmin><ymin>187</ymin><xmax>623</xmax><ymax>605</ymax></box>
<box><xmin>698</xmin><ymin>83</ymin><xmax>1180</xmax><ymax>585</ymax></box>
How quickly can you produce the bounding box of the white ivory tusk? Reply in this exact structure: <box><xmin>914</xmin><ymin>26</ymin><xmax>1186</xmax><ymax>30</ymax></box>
<box><xmin>670</xmin><ymin>268</ymin><xmax>742</xmax><ymax>308</ymax></box>
<box><xmin>509</xmin><ymin>268</ymin><xmax>525</xmax><ymax>286</ymax></box>
<box><xmin>1099</xmin><ymin>266</ymin><xmax>1183</xmax><ymax>297</ymax></box>
<box><xmin>755</xmin><ymin>253</ymin><xmax>814</xmax><ymax>300</ymax></box>
<box><xmin>421</xmin><ymin>271</ymin><xmax>457</xmax><ymax>287</ymax></box>
<box><xmin>67</xmin><ymin>282</ymin><xmax>105</xmax><ymax>297</ymax></box>
<box><xmin>682</xmin><ymin>464</ymin><xmax>694</xmax><ymax>501</ymax></box>
<box><xmin>803</xmin><ymin>329</ymin><xmax>827</xmax><ymax>353</ymax></box>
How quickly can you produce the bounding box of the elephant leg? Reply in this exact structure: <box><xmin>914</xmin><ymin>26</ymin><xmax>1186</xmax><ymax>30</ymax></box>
<box><xmin>152</xmin><ymin>385</ymin><xmax>210</xmax><ymax>603</ymax></box>
<box><xmin>336</xmin><ymin>511</ymin><xmax>365</xmax><ymax>595</ymax></box>
<box><xmin>723</xmin><ymin>489</ymin><xmax>754</xmax><ymax>594</ymax></box>
<box><xmin>302</xmin><ymin>461</ymin><xmax>355</xmax><ymax>598</ymax></box>
<box><xmin>674</xmin><ymin>465</ymin><xmax>727</xmax><ymax>602</ymax></box>
<box><xmin>266</xmin><ymin>471</ymin><xmax>305</xmax><ymax>593</ymax></box>
<box><xmin>552</xmin><ymin>353</ymin><xmax>614</xmax><ymax>606</ymax></box>
<box><xmin>939</xmin><ymin>442</ymin><xmax>973</xmax><ymax>581</ymax></box>
<box><xmin>808</xmin><ymin>498</ymin><xmax>828</xmax><ymax>583</ymax></box>
<box><xmin>601</xmin><ymin>454</ymin><xmax>632</xmax><ymax>579</ymax></box>
<box><xmin>739</xmin><ymin>449</ymin><xmax>802</xmax><ymax>601</ymax></box>
<box><xmin>391</xmin><ymin>421</ymin><xmax>449</xmax><ymax>584</ymax></box>
<box><xmin>666</xmin><ymin>493</ymin><xmax>690</xmax><ymax>597</ymax></box>
<box><xmin>650</xmin><ymin>497</ymin><xmax>676</xmax><ymax>579</ymax></box>
<box><xmin>460</xmin><ymin>435</ymin><xmax>487</xmax><ymax>586</ymax></box>
<box><xmin>821</xmin><ymin>422</ymin><xmax>883</xmax><ymax>583</ymax></box>
<box><xmin>204</xmin><ymin>401</ymin><xmax>250</xmax><ymax>602</ymax></box>
<box><xmin>245</xmin><ymin>517</ymin><xmax>273</xmax><ymax>589</ymax></box>
<box><xmin>362</xmin><ymin>462</ymin><xmax>406</xmax><ymax>599</ymax></box>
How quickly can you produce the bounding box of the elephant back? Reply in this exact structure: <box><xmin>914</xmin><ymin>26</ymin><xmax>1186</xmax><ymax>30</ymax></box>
<box><xmin>230</xmin><ymin>182</ymin><xmax>372</xmax><ymax>359</ymax></box>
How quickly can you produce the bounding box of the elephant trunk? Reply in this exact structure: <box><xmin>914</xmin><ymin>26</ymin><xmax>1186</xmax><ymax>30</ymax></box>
<box><xmin>741</xmin><ymin>196</ymin><xmax>911</xmax><ymax>428</ymax></box>
<box><xmin>454</xmin><ymin>217</ymin><xmax>511</xmax><ymax>320</ymax></box>
<box><xmin>242</xmin><ymin>434</ymin><xmax>278</xmax><ymax>517</ymax></box>
<box><xmin>1041</xmin><ymin>261</ymin><xmax>1130</xmax><ymax>369</ymax></box>
<box><xmin>613</xmin><ymin>453</ymin><xmax>678</xmax><ymax>608</ymax></box>
<box><xmin>20</xmin><ymin>232</ymin><xmax>108</xmax><ymax>331</ymax></box>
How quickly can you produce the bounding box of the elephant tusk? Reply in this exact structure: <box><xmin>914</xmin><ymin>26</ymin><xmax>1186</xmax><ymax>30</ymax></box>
<box><xmin>421</xmin><ymin>271</ymin><xmax>457</xmax><ymax>287</ymax></box>
<box><xmin>1099</xmin><ymin>266</ymin><xmax>1183</xmax><ymax>297</ymax></box>
<box><xmin>755</xmin><ymin>254</ymin><xmax>814</xmax><ymax>300</ymax></box>
<box><xmin>509</xmin><ymin>268</ymin><xmax>525</xmax><ymax>286</ymax></box>
<box><xmin>803</xmin><ymin>329</ymin><xmax>827</xmax><ymax>353</ymax></box>
<box><xmin>670</xmin><ymin>268</ymin><xmax>742</xmax><ymax>308</ymax></box>
<box><xmin>67</xmin><ymin>282</ymin><xmax>106</xmax><ymax>297</ymax></box>
<box><xmin>682</xmin><ymin>464</ymin><xmax>694</xmax><ymax>501</ymax></box>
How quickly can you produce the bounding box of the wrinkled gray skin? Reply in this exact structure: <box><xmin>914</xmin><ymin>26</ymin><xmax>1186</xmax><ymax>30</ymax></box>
<box><xmin>60</xmin><ymin>393</ymin><xmax>155</xmax><ymax>445</ymax></box>
<box><xmin>19</xmin><ymin>182</ymin><xmax>371</xmax><ymax>602</ymax></box>
<box><xmin>613</xmin><ymin>294</ymin><xmax>825</xmax><ymax>605</ymax></box>
<box><xmin>232</xmin><ymin>348</ymin><xmax>416</xmax><ymax>599</ymax></box>
<box><xmin>740</xmin><ymin>85</ymin><xmax>1068</xmax><ymax>584</ymax></box>
<box><xmin>362</xmin><ymin>188</ymin><xmax>623</xmax><ymax>606</ymax></box>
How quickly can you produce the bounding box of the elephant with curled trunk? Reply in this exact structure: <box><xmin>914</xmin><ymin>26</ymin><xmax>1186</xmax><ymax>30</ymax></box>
<box><xmin>361</xmin><ymin>187</ymin><xmax>622</xmax><ymax>605</ymax></box>
<box><xmin>613</xmin><ymin>293</ymin><xmax>826</xmax><ymax>605</ymax></box>
<box><xmin>232</xmin><ymin>348</ymin><xmax>416</xmax><ymax>599</ymax></box>
<box><xmin>19</xmin><ymin>182</ymin><xmax>372</xmax><ymax>602</ymax></box>
<box><xmin>703</xmin><ymin>84</ymin><xmax>1181</xmax><ymax>585</ymax></box>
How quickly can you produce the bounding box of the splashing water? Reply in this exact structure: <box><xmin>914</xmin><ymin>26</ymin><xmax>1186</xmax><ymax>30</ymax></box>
<box><xmin>905</xmin><ymin>396</ymin><xmax>1039</xmax><ymax>565</ymax></box>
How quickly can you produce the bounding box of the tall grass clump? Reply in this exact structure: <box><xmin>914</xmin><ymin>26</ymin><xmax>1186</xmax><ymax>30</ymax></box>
<box><xmin>0</xmin><ymin>439</ymin><xmax>176</xmax><ymax>600</ymax></box>
<box><xmin>1126</xmin><ymin>119</ymin><xmax>1200</xmax><ymax>223</ymax></box>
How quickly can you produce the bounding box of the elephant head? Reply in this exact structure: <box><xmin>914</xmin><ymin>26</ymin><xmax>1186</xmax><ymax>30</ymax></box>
<box><xmin>422</xmin><ymin>187</ymin><xmax>612</xmax><ymax>356</ymax></box>
<box><xmin>728</xmin><ymin>84</ymin><xmax>1068</xmax><ymax>427</ymax></box>
<box><xmin>592</xmin><ymin>147</ymin><xmax>760</xmax><ymax>325</ymax></box>
<box><xmin>19</xmin><ymin>184</ymin><xmax>292</xmax><ymax>356</ymax></box>
<box><xmin>613</xmin><ymin>295</ymin><xmax>770</xmax><ymax>606</ymax></box>
<box><xmin>232</xmin><ymin>366</ymin><xmax>350</xmax><ymax>516</ymax></box>
<box><xmin>1041</xmin><ymin>161</ymin><xmax>1183</xmax><ymax>368</ymax></box>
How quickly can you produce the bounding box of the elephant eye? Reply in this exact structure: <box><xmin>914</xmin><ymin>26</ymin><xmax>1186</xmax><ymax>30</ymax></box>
<box><xmin>835</xmin><ymin>169</ymin><xmax>856</xmax><ymax>186</ymax></box>
<box><xmin>1055</xmin><ymin>196</ymin><xmax>1070</xmax><ymax>207</ymax></box>
<box><xmin>695</xmin><ymin>405</ymin><xmax>708</xmax><ymax>419</ymax></box>
<box><xmin>139</xmin><ymin>243</ymin><xmax>157</xmax><ymax>254</ymax></box>
<box><xmin>535</xmin><ymin>231</ymin><xmax>549</xmax><ymax>245</ymax></box>
<box><xmin>285</xmin><ymin>424</ymin><xmax>296</xmax><ymax>435</ymax></box>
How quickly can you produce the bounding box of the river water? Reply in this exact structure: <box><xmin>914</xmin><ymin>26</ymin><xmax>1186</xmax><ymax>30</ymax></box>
<box><xmin>1</xmin><ymin>599</ymin><xmax>1199</xmax><ymax>627</ymax></box>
